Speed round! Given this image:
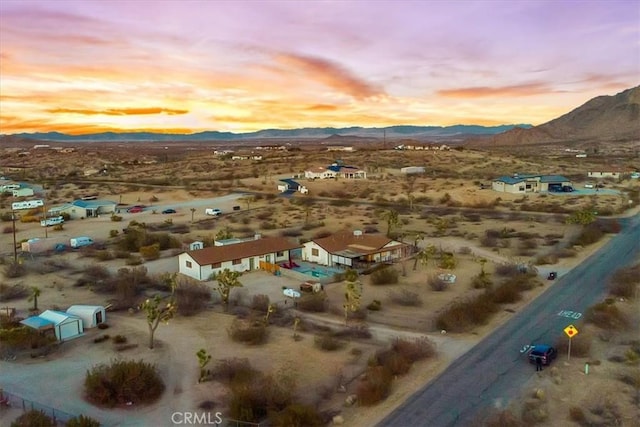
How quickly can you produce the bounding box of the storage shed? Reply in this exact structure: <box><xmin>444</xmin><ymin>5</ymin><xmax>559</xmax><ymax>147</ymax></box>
<box><xmin>66</xmin><ymin>305</ymin><xmax>106</xmax><ymax>329</ymax></box>
<box><xmin>38</xmin><ymin>310</ymin><xmax>84</xmax><ymax>341</ymax></box>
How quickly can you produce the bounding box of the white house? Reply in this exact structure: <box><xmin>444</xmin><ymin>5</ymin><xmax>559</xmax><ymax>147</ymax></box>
<box><xmin>492</xmin><ymin>174</ymin><xmax>572</xmax><ymax>194</ymax></box>
<box><xmin>587</xmin><ymin>171</ymin><xmax>621</xmax><ymax>179</ymax></box>
<box><xmin>66</xmin><ymin>305</ymin><xmax>106</xmax><ymax>328</ymax></box>
<box><xmin>304</xmin><ymin>162</ymin><xmax>367</xmax><ymax>180</ymax></box>
<box><xmin>302</xmin><ymin>229</ymin><xmax>410</xmax><ymax>269</ymax></box>
<box><xmin>21</xmin><ymin>310</ymin><xmax>84</xmax><ymax>341</ymax></box>
<box><xmin>49</xmin><ymin>199</ymin><xmax>117</xmax><ymax>219</ymax></box>
<box><xmin>179</xmin><ymin>236</ymin><xmax>302</xmax><ymax>280</ymax></box>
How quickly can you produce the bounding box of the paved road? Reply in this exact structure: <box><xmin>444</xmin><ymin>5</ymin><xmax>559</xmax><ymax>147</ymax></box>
<box><xmin>378</xmin><ymin>213</ymin><xmax>640</xmax><ymax>426</ymax></box>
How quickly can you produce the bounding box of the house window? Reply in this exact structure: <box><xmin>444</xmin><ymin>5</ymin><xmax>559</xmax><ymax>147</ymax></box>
<box><xmin>312</xmin><ymin>248</ymin><xmax>319</xmax><ymax>256</ymax></box>
<box><xmin>232</xmin><ymin>259</ymin><xmax>242</xmax><ymax>265</ymax></box>
<box><xmin>185</xmin><ymin>260</ymin><xmax>192</xmax><ymax>268</ymax></box>
<box><xmin>277</xmin><ymin>251</ymin><xmax>284</xmax><ymax>257</ymax></box>
<box><xmin>212</xmin><ymin>262</ymin><xmax>221</xmax><ymax>268</ymax></box>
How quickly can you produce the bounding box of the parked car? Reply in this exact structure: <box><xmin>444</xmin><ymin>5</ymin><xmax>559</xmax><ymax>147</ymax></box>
<box><xmin>547</xmin><ymin>271</ymin><xmax>557</xmax><ymax>280</ymax></box>
<box><xmin>162</xmin><ymin>208</ymin><xmax>176</xmax><ymax>214</ymax></box>
<box><xmin>528</xmin><ymin>345</ymin><xmax>557</xmax><ymax>366</ymax></box>
<box><xmin>584</xmin><ymin>183</ymin><xmax>595</xmax><ymax>189</ymax></box>
<box><xmin>205</xmin><ymin>208</ymin><xmax>222</xmax><ymax>216</ymax></box>
<box><xmin>562</xmin><ymin>185</ymin><xmax>574</xmax><ymax>192</ymax></box>
<box><xmin>128</xmin><ymin>206</ymin><xmax>144</xmax><ymax>213</ymax></box>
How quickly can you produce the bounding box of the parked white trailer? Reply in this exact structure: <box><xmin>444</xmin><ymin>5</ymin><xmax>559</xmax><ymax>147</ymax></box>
<box><xmin>41</xmin><ymin>216</ymin><xmax>64</xmax><ymax>227</ymax></box>
<box><xmin>70</xmin><ymin>236</ymin><xmax>94</xmax><ymax>248</ymax></box>
<box><xmin>21</xmin><ymin>237</ymin><xmax>68</xmax><ymax>254</ymax></box>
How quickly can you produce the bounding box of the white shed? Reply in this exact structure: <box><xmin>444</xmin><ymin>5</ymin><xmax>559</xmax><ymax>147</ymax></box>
<box><xmin>38</xmin><ymin>310</ymin><xmax>84</xmax><ymax>341</ymax></box>
<box><xmin>66</xmin><ymin>305</ymin><xmax>106</xmax><ymax>328</ymax></box>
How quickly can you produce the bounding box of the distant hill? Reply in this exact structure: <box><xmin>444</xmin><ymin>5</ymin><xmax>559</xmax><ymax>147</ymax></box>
<box><xmin>2</xmin><ymin>124</ymin><xmax>531</xmax><ymax>143</ymax></box>
<box><xmin>469</xmin><ymin>86</ymin><xmax>640</xmax><ymax>147</ymax></box>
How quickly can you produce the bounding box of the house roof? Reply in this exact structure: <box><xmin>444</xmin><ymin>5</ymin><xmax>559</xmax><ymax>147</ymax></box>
<box><xmin>20</xmin><ymin>316</ymin><xmax>54</xmax><ymax>330</ymax></box>
<box><xmin>38</xmin><ymin>310</ymin><xmax>81</xmax><ymax>325</ymax></box>
<box><xmin>67</xmin><ymin>305</ymin><xmax>104</xmax><ymax>314</ymax></box>
<box><xmin>494</xmin><ymin>174</ymin><xmax>571</xmax><ymax>184</ymax></box>
<box><xmin>72</xmin><ymin>199</ymin><xmax>117</xmax><ymax>208</ymax></box>
<box><xmin>186</xmin><ymin>236</ymin><xmax>302</xmax><ymax>266</ymax></box>
<box><xmin>280</xmin><ymin>178</ymin><xmax>301</xmax><ymax>189</ymax></box>
<box><xmin>311</xmin><ymin>230</ymin><xmax>406</xmax><ymax>256</ymax></box>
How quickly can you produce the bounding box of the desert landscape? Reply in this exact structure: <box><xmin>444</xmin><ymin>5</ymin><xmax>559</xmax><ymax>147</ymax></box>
<box><xmin>0</xmin><ymin>121</ymin><xmax>639</xmax><ymax>427</ymax></box>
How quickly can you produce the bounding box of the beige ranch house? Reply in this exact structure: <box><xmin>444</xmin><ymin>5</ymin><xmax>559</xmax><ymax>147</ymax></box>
<box><xmin>302</xmin><ymin>229</ymin><xmax>410</xmax><ymax>269</ymax></box>
<box><xmin>492</xmin><ymin>174</ymin><xmax>572</xmax><ymax>194</ymax></box>
<box><xmin>304</xmin><ymin>162</ymin><xmax>367</xmax><ymax>180</ymax></box>
<box><xmin>179</xmin><ymin>236</ymin><xmax>302</xmax><ymax>281</ymax></box>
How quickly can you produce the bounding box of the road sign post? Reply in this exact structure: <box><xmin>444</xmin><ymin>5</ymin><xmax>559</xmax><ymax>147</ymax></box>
<box><xmin>564</xmin><ymin>324</ymin><xmax>579</xmax><ymax>361</ymax></box>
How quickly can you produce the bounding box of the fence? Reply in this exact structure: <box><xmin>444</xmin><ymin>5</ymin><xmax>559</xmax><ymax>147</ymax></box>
<box><xmin>0</xmin><ymin>389</ymin><xmax>77</xmax><ymax>425</ymax></box>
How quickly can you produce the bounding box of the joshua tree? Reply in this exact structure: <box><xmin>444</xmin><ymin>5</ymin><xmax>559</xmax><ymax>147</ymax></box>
<box><xmin>239</xmin><ymin>195</ymin><xmax>256</xmax><ymax>211</ymax></box>
<box><xmin>196</xmin><ymin>348</ymin><xmax>212</xmax><ymax>383</ymax></box>
<box><xmin>211</xmin><ymin>269</ymin><xmax>243</xmax><ymax>311</ymax></box>
<box><xmin>292</xmin><ymin>316</ymin><xmax>301</xmax><ymax>340</ymax></box>
<box><xmin>264</xmin><ymin>304</ymin><xmax>276</xmax><ymax>324</ymax></box>
<box><xmin>414</xmin><ymin>244</ymin><xmax>436</xmax><ymax>271</ymax></box>
<box><xmin>140</xmin><ymin>273</ymin><xmax>178</xmax><ymax>349</ymax></box>
<box><xmin>343</xmin><ymin>269</ymin><xmax>362</xmax><ymax>325</ymax></box>
<box><xmin>28</xmin><ymin>286</ymin><xmax>41</xmax><ymax>311</ymax></box>
<box><xmin>381</xmin><ymin>209</ymin><xmax>400</xmax><ymax>237</ymax></box>
<box><xmin>190</xmin><ymin>208</ymin><xmax>196</xmax><ymax>223</ymax></box>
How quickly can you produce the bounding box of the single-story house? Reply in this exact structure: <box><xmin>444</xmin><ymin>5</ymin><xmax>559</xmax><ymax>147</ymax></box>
<box><xmin>66</xmin><ymin>305</ymin><xmax>106</xmax><ymax>328</ymax></box>
<box><xmin>304</xmin><ymin>162</ymin><xmax>367</xmax><ymax>180</ymax></box>
<box><xmin>302</xmin><ymin>229</ymin><xmax>410</xmax><ymax>269</ymax></box>
<box><xmin>492</xmin><ymin>174</ymin><xmax>572</xmax><ymax>194</ymax></box>
<box><xmin>49</xmin><ymin>199</ymin><xmax>117</xmax><ymax>219</ymax></box>
<box><xmin>587</xmin><ymin>171</ymin><xmax>621</xmax><ymax>179</ymax></box>
<box><xmin>21</xmin><ymin>310</ymin><xmax>84</xmax><ymax>341</ymax></box>
<box><xmin>278</xmin><ymin>179</ymin><xmax>308</xmax><ymax>195</ymax></box>
<box><xmin>179</xmin><ymin>236</ymin><xmax>302</xmax><ymax>280</ymax></box>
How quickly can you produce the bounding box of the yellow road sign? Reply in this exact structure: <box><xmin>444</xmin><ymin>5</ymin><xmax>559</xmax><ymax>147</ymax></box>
<box><xmin>564</xmin><ymin>324</ymin><xmax>579</xmax><ymax>338</ymax></box>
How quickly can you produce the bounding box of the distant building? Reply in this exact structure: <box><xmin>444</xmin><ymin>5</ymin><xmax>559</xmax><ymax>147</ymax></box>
<box><xmin>587</xmin><ymin>171</ymin><xmax>621</xmax><ymax>179</ymax></box>
<box><xmin>492</xmin><ymin>174</ymin><xmax>572</xmax><ymax>194</ymax></box>
<box><xmin>400</xmin><ymin>166</ymin><xmax>426</xmax><ymax>174</ymax></box>
<box><xmin>304</xmin><ymin>162</ymin><xmax>367</xmax><ymax>180</ymax></box>
<box><xmin>49</xmin><ymin>199</ymin><xmax>117</xmax><ymax>219</ymax></box>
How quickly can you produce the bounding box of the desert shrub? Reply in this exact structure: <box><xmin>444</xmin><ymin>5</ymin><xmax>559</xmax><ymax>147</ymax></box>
<box><xmin>115</xmin><ymin>343</ymin><xmax>138</xmax><ymax>352</ymax></box>
<box><xmin>568</xmin><ymin>406</ymin><xmax>587</xmax><ymax>424</ymax></box>
<box><xmin>370</xmin><ymin>267</ymin><xmax>399</xmax><ymax>285</ymax></box>
<box><xmin>139</xmin><ymin>243</ymin><xmax>160</xmax><ymax>260</ymax></box>
<box><xmin>66</xmin><ymin>415</ymin><xmax>101</xmax><ymax>427</ymax></box>
<box><xmin>2</xmin><ymin>225</ymin><xmax>13</xmax><ymax>234</ymax></box>
<box><xmin>572</xmin><ymin>223</ymin><xmax>604</xmax><ymax>246</ymax></box>
<box><xmin>251</xmin><ymin>294</ymin><xmax>270</xmax><ymax>312</ymax></box>
<box><xmin>228</xmin><ymin>371</ymin><xmax>295</xmax><ymax>422</ymax></box>
<box><xmin>314</xmin><ymin>333</ymin><xmax>345</xmax><ymax>351</ymax></box>
<box><xmin>19</xmin><ymin>215</ymin><xmax>39</xmax><ymax>223</ymax></box>
<box><xmin>490</xmin><ymin>282</ymin><xmax>522</xmax><ymax>304</ymax></box>
<box><xmin>10</xmin><ymin>409</ymin><xmax>56</xmax><ymax>427</ymax></box>
<box><xmin>608</xmin><ymin>264</ymin><xmax>640</xmax><ymax>298</ymax></box>
<box><xmin>269</xmin><ymin>403</ymin><xmax>324</xmax><ymax>427</ymax></box>
<box><xmin>97</xmin><ymin>323</ymin><xmax>109</xmax><ymax>330</ymax></box>
<box><xmin>0</xmin><ymin>283</ymin><xmax>28</xmax><ymax>301</ymax></box>
<box><xmin>495</xmin><ymin>263</ymin><xmax>523</xmax><ymax>277</ymax></box>
<box><xmin>83</xmin><ymin>264</ymin><xmax>111</xmax><ymax>281</ymax></box>
<box><xmin>374</xmin><ymin>348</ymin><xmax>410</xmax><ymax>375</ymax></box>
<box><xmin>93</xmin><ymin>335</ymin><xmax>110</xmax><ymax>343</ymax></box>
<box><xmin>392</xmin><ymin>337</ymin><xmax>436</xmax><ymax>362</ymax></box>
<box><xmin>438</xmin><ymin>252</ymin><xmax>457</xmax><ymax>269</ymax></box>
<box><xmin>332</xmin><ymin>324</ymin><xmax>372</xmax><ymax>339</ymax></box>
<box><xmin>94</xmin><ymin>250</ymin><xmax>115</xmax><ymax>261</ymax></box>
<box><xmin>211</xmin><ymin>358</ymin><xmax>257</xmax><ymax>384</ymax></box>
<box><xmin>125</xmin><ymin>255</ymin><xmax>143</xmax><ymax>266</ymax></box>
<box><xmin>111</xmin><ymin>215</ymin><xmax>123</xmax><ymax>222</ymax></box>
<box><xmin>175</xmin><ymin>280</ymin><xmax>211</xmax><ymax>316</ymax></box>
<box><xmin>280</xmin><ymin>229</ymin><xmax>302</xmax><ymax>238</ymax></box>
<box><xmin>113</xmin><ymin>335</ymin><xmax>127</xmax><ymax>344</ymax></box>
<box><xmin>84</xmin><ymin>359</ymin><xmax>165</xmax><ymax>407</ymax></box>
<box><xmin>228</xmin><ymin>318</ymin><xmax>268</xmax><ymax>345</ymax></box>
<box><xmin>521</xmin><ymin>398</ymin><xmax>548</xmax><ymax>423</ymax></box>
<box><xmin>388</xmin><ymin>289</ymin><xmax>422</xmax><ymax>306</ymax></box>
<box><xmin>4</xmin><ymin>262</ymin><xmax>26</xmax><ymax>278</ymax></box>
<box><xmin>428</xmin><ymin>275</ymin><xmax>449</xmax><ymax>291</ymax></box>
<box><xmin>297</xmin><ymin>292</ymin><xmax>327</xmax><ymax>312</ymax></box>
<box><xmin>555</xmin><ymin>331</ymin><xmax>592</xmax><ymax>358</ymax></box>
<box><xmin>109</xmin><ymin>229</ymin><xmax>119</xmax><ymax>238</ymax></box>
<box><xmin>480</xmin><ymin>235</ymin><xmax>498</xmax><ymax>248</ymax></box>
<box><xmin>435</xmin><ymin>293</ymin><xmax>499</xmax><ymax>332</ymax></box>
<box><xmin>585</xmin><ymin>301</ymin><xmax>629</xmax><ymax>330</ymax></box>
<box><xmin>482</xmin><ymin>409</ymin><xmax>523</xmax><ymax>427</ymax></box>
<box><xmin>470</xmin><ymin>273</ymin><xmax>492</xmax><ymax>289</ymax></box>
<box><xmin>366</xmin><ymin>299</ymin><xmax>382</xmax><ymax>311</ymax></box>
<box><xmin>618</xmin><ymin>371</ymin><xmax>640</xmax><ymax>388</ymax></box>
<box><xmin>356</xmin><ymin>366</ymin><xmax>393</xmax><ymax>406</ymax></box>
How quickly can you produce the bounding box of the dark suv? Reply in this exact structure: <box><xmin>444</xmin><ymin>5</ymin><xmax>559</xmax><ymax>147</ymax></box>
<box><xmin>528</xmin><ymin>345</ymin><xmax>557</xmax><ymax>366</ymax></box>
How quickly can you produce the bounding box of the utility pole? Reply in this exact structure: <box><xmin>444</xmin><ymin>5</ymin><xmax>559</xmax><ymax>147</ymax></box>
<box><xmin>12</xmin><ymin>210</ymin><xmax>17</xmax><ymax>263</ymax></box>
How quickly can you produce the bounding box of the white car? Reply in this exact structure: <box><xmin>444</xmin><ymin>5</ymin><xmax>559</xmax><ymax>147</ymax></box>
<box><xmin>205</xmin><ymin>208</ymin><xmax>222</xmax><ymax>216</ymax></box>
<box><xmin>584</xmin><ymin>183</ymin><xmax>595</xmax><ymax>189</ymax></box>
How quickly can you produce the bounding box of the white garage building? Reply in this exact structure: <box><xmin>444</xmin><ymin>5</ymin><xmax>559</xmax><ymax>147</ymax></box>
<box><xmin>66</xmin><ymin>305</ymin><xmax>106</xmax><ymax>328</ymax></box>
<box><xmin>37</xmin><ymin>310</ymin><xmax>84</xmax><ymax>341</ymax></box>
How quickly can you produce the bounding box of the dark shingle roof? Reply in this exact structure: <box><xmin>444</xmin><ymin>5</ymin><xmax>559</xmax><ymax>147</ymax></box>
<box><xmin>312</xmin><ymin>230</ymin><xmax>406</xmax><ymax>255</ymax></box>
<box><xmin>187</xmin><ymin>236</ymin><xmax>302</xmax><ymax>266</ymax></box>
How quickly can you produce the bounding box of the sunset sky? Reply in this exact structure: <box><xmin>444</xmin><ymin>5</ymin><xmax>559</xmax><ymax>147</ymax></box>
<box><xmin>1</xmin><ymin>0</ymin><xmax>638</xmax><ymax>135</ymax></box>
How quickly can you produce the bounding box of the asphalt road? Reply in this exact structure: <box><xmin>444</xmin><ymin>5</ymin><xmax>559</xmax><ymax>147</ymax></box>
<box><xmin>378</xmin><ymin>213</ymin><xmax>640</xmax><ymax>427</ymax></box>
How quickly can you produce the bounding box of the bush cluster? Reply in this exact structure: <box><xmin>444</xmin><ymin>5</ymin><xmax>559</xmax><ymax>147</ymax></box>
<box><xmin>228</xmin><ymin>318</ymin><xmax>268</xmax><ymax>345</ymax></box>
<box><xmin>608</xmin><ymin>264</ymin><xmax>640</xmax><ymax>298</ymax></box>
<box><xmin>0</xmin><ymin>283</ymin><xmax>28</xmax><ymax>301</ymax></box>
<box><xmin>370</xmin><ymin>267</ymin><xmax>399</xmax><ymax>285</ymax></box>
<box><xmin>175</xmin><ymin>280</ymin><xmax>211</xmax><ymax>316</ymax></box>
<box><xmin>388</xmin><ymin>289</ymin><xmax>422</xmax><ymax>306</ymax></box>
<box><xmin>585</xmin><ymin>301</ymin><xmax>629</xmax><ymax>330</ymax></box>
<box><xmin>84</xmin><ymin>359</ymin><xmax>165</xmax><ymax>407</ymax></box>
<box><xmin>314</xmin><ymin>333</ymin><xmax>345</xmax><ymax>351</ymax></box>
<box><xmin>10</xmin><ymin>409</ymin><xmax>56</xmax><ymax>427</ymax></box>
<box><xmin>296</xmin><ymin>292</ymin><xmax>327</xmax><ymax>312</ymax></box>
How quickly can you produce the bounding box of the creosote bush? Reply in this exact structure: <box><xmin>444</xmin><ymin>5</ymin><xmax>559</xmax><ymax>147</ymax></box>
<box><xmin>314</xmin><ymin>333</ymin><xmax>345</xmax><ymax>351</ymax></box>
<box><xmin>228</xmin><ymin>318</ymin><xmax>268</xmax><ymax>345</ymax></box>
<box><xmin>296</xmin><ymin>292</ymin><xmax>327</xmax><ymax>312</ymax></box>
<box><xmin>84</xmin><ymin>359</ymin><xmax>165</xmax><ymax>407</ymax></box>
<box><xmin>585</xmin><ymin>301</ymin><xmax>629</xmax><ymax>330</ymax></box>
<box><xmin>10</xmin><ymin>409</ymin><xmax>56</xmax><ymax>427</ymax></box>
<box><xmin>370</xmin><ymin>267</ymin><xmax>399</xmax><ymax>285</ymax></box>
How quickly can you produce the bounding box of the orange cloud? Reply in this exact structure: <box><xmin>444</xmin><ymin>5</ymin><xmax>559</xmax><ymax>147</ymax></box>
<box><xmin>438</xmin><ymin>82</ymin><xmax>552</xmax><ymax>98</ymax></box>
<box><xmin>46</xmin><ymin>107</ymin><xmax>188</xmax><ymax>116</ymax></box>
<box><xmin>274</xmin><ymin>52</ymin><xmax>383</xmax><ymax>99</ymax></box>
<box><xmin>306</xmin><ymin>104</ymin><xmax>339</xmax><ymax>111</ymax></box>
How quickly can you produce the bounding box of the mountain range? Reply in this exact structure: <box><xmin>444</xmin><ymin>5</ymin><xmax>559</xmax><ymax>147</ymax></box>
<box><xmin>469</xmin><ymin>85</ymin><xmax>640</xmax><ymax>146</ymax></box>
<box><xmin>4</xmin><ymin>124</ymin><xmax>530</xmax><ymax>143</ymax></box>
<box><xmin>2</xmin><ymin>86</ymin><xmax>638</xmax><ymax>146</ymax></box>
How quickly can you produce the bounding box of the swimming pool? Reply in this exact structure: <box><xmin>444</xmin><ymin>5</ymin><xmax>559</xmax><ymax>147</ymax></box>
<box><xmin>290</xmin><ymin>262</ymin><xmax>343</xmax><ymax>279</ymax></box>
